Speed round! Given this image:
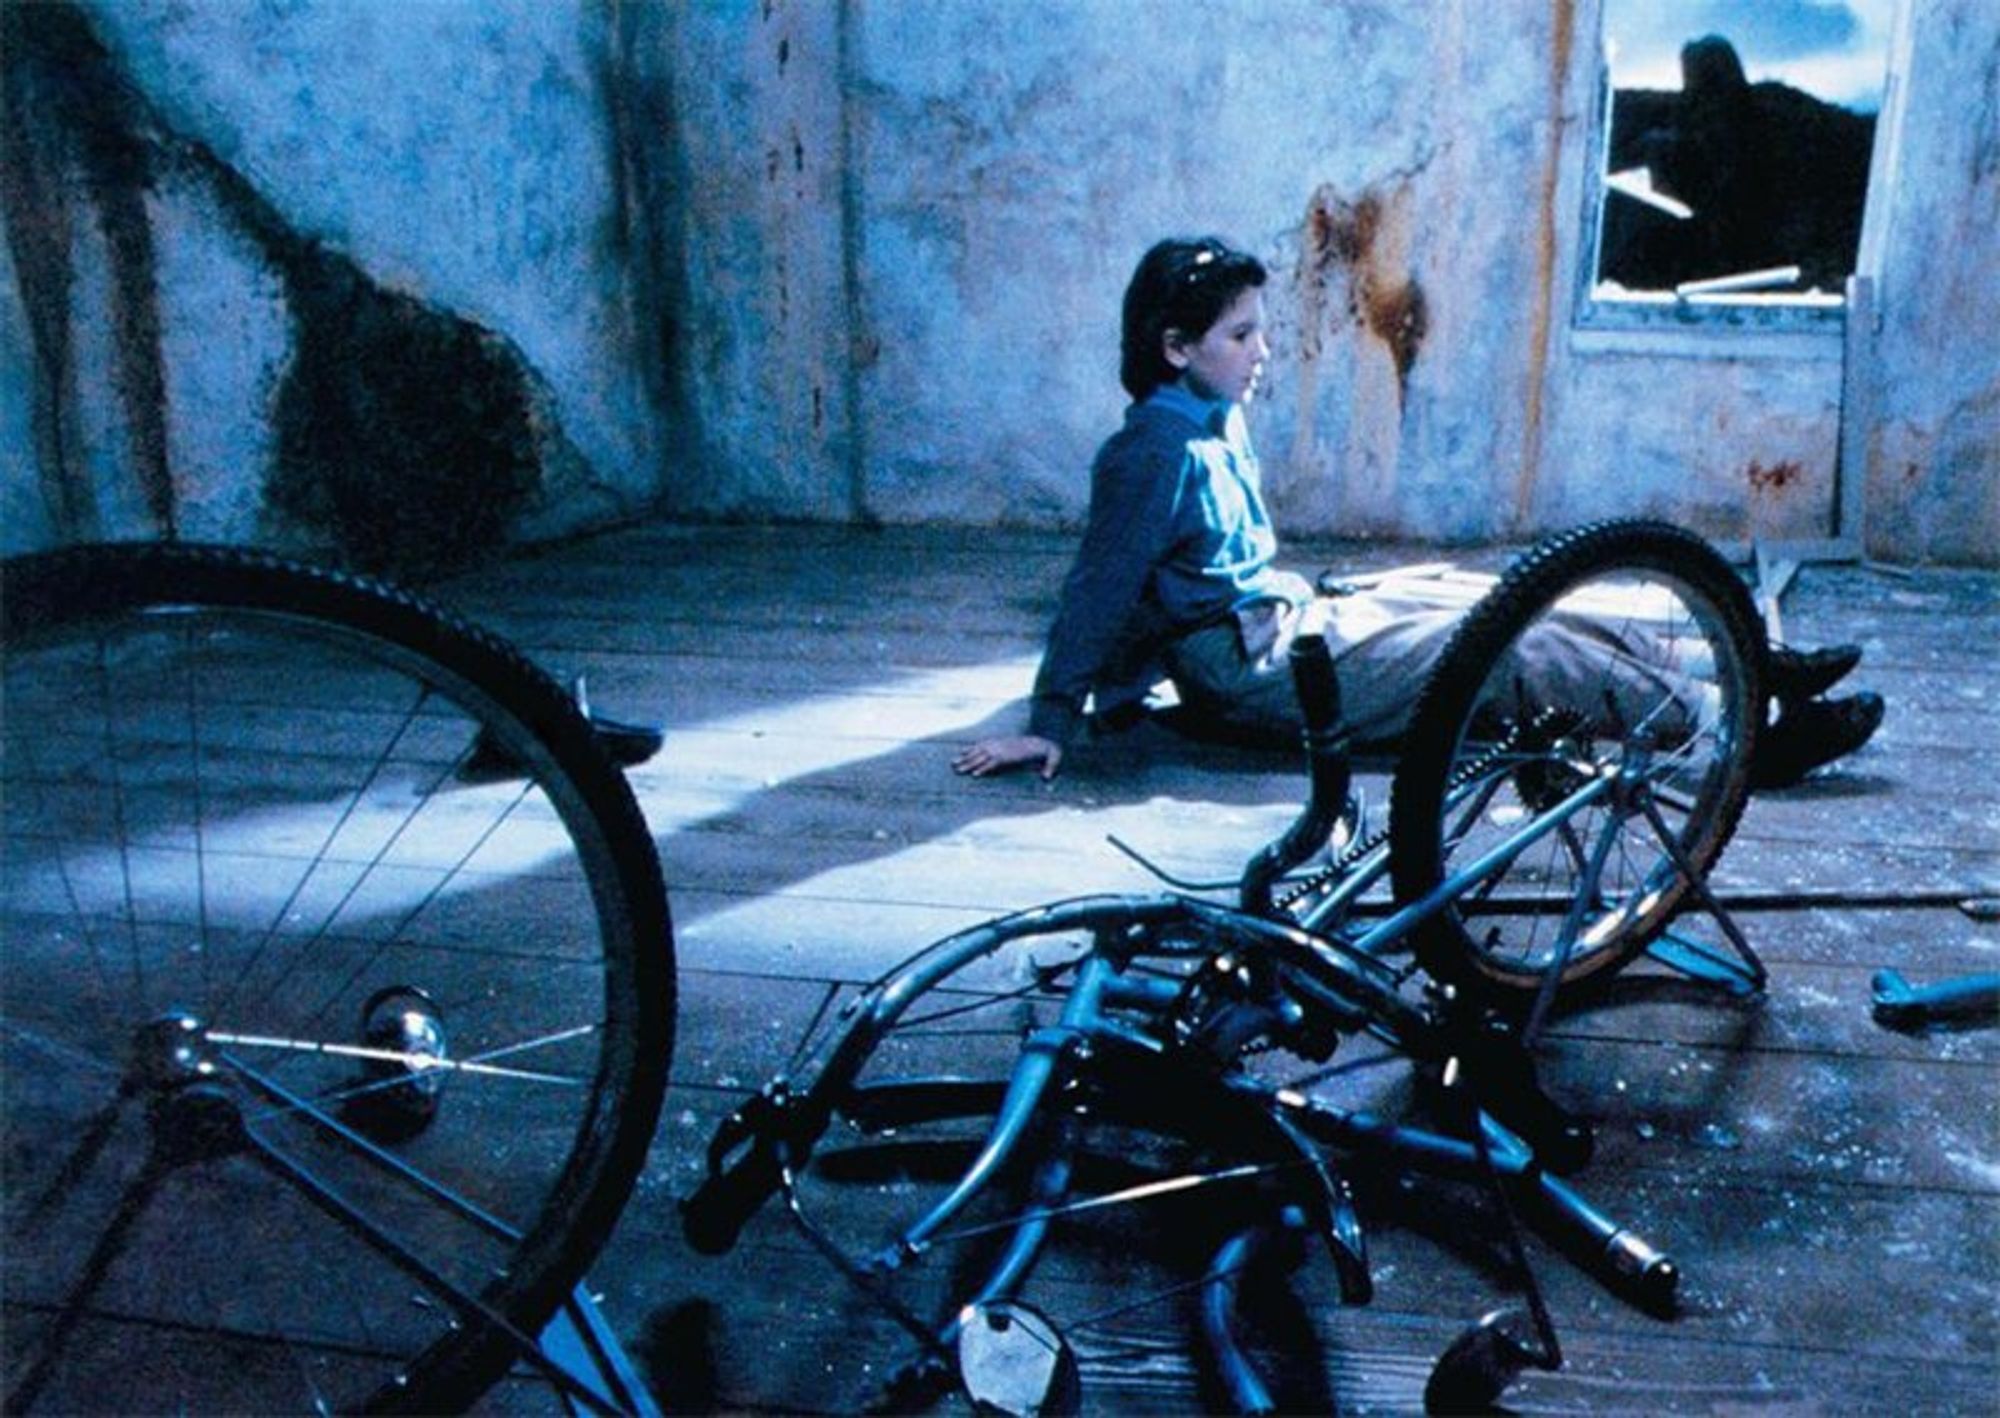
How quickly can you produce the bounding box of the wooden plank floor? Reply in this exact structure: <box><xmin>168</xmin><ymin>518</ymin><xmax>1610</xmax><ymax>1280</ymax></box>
<box><xmin>437</xmin><ymin>520</ymin><xmax>1999</xmax><ymax>1415</ymax></box>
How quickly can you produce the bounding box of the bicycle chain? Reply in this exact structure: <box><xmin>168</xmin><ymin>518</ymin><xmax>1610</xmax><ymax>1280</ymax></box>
<box><xmin>1270</xmin><ymin>707</ymin><xmax>1571</xmax><ymax>920</ymax></box>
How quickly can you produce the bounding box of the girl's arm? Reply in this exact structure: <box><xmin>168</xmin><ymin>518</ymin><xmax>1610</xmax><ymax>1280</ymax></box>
<box><xmin>1025</xmin><ymin>424</ymin><xmax>1189</xmax><ymax>747</ymax></box>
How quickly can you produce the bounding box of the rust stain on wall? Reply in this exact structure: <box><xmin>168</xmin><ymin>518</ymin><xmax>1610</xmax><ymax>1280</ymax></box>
<box><xmin>1298</xmin><ymin>184</ymin><xmax>1426</xmax><ymax>400</ymax></box>
<box><xmin>1309</xmin><ymin>190</ymin><xmax>1381</xmax><ymax>274</ymax></box>
<box><xmin>1364</xmin><ymin>279</ymin><xmax>1429</xmax><ymax>390</ymax></box>
<box><xmin>1514</xmin><ymin>0</ymin><xmax>1573</xmax><ymax>529</ymax></box>
<box><xmin>1746</xmin><ymin>458</ymin><xmax>1806</xmax><ymax>491</ymax></box>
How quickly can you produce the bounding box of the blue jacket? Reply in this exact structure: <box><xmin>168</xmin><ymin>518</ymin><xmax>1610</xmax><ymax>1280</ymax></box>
<box><xmin>1027</xmin><ymin>384</ymin><xmax>1308</xmax><ymax>744</ymax></box>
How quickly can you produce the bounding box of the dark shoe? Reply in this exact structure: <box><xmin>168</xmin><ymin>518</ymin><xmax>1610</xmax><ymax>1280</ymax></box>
<box><xmin>458</xmin><ymin>712</ymin><xmax>663</xmax><ymax>781</ymax></box>
<box><xmin>1766</xmin><ymin>642</ymin><xmax>1862</xmax><ymax>705</ymax></box>
<box><xmin>1751</xmin><ymin>691</ymin><xmax>1884</xmax><ymax>789</ymax></box>
<box><xmin>588</xmin><ymin>714</ymin><xmax>665</xmax><ymax>767</ymax></box>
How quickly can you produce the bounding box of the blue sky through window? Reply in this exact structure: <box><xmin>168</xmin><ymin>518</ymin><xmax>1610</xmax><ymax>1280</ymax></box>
<box><xmin>1604</xmin><ymin>0</ymin><xmax>1893</xmax><ymax>111</ymax></box>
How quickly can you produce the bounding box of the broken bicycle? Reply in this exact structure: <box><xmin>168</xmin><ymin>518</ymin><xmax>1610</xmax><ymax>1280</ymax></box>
<box><xmin>3</xmin><ymin>517</ymin><xmax>1766</xmax><ymax>1412</ymax></box>
<box><xmin>680</xmin><ymin>518</ymin><xmax>1770</xmax><ymax>1412</ymax></box>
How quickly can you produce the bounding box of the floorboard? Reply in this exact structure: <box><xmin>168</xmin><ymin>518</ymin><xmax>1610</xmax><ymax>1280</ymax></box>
<box><xmin>428</xmin><ymin>522</ymin><xmax>1998</xmax><ymax>1412</ymax></box>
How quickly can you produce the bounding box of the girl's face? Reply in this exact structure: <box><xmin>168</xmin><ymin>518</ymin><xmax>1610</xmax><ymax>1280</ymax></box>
<box><xmin>1167</xmin><ymin>287</ymin><xmax>1269</xmax><ymax>405</ymax></box>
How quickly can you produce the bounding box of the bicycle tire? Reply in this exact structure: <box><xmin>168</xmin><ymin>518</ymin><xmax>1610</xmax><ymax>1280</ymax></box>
<box><xmin>1387</xmin><ymin>520</ymin><xmax>1763</xmax><ymax>1002</ymax></box>
<box><xmin>1</xmin><ymin>541</ymin><xmax>673</xmax><ymax>1413</ymax></box>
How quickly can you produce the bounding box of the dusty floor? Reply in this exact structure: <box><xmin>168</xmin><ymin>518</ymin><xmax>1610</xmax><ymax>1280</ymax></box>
<box><xmin>4</xmin><ymin>519</ymin><xmax>1992</xmax><ymax>1414</ymax></box>
<box><xmin>428</xmin><ymin>520</ymin><xmax>1997</xmax><ymax>1414</ymax></box>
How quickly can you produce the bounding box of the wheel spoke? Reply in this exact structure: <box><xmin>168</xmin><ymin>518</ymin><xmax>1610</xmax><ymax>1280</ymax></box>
<box><xmin>208</xmin><ymin>678</ymin><xmax>444</xmax><ymax>1028</ymax></box>
<box><xmin>232</xmin><ymin>1110</ymin><xmax>615</xmax><ymax>1411</ymax></box>
<box><xmin>6</xmin><ymin>1158</ymin><xmax>164</xmax><ymax>1414</ymax></box>
<box><xmin>1390</xmin><ymin>522</ymin><xmax>1761</xmax><ymax>1001</ymax></box>
<box><xmin>3</xmin><ymin>543</ymin><xmax>669</xmax><ymax>1411</ymax></box>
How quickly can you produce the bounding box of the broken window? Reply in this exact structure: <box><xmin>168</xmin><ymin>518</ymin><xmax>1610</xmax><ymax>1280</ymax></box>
<box><xmin>1585</xmin><ymin>0</ymin><xmax>1893</xmax><ymax>315</ymax></box>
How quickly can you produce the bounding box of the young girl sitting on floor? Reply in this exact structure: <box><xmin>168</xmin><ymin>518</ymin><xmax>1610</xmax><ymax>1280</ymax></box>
<box><xmin>952</xmin><ymin>235</ymin><xmax>1881</xmax><ymax>787</ymax></box>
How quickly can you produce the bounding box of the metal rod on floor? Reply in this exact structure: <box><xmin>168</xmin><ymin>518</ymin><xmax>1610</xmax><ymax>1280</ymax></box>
<box><xmin>1341</xmin><ymin>887</ymin><xmax>1990</xmax><ymax>916</ymax></box>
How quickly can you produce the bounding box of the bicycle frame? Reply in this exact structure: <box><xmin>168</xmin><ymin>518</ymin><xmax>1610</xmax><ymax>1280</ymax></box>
<box><xmin>685</xmin><ymin>593</ymin><xmax>1740</xmax><ymax>1410</ymax></box>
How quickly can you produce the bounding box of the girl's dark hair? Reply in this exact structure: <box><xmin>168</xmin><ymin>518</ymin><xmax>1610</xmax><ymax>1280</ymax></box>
<box><xmin>1118</xmin><ymin>236</ymin><xmax>1268</xmax><ymax>399</ymax></box>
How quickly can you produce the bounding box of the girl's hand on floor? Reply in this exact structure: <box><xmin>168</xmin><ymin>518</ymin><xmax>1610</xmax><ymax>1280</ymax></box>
<box><xmin>953</xmin><ymin>735</ymin><xmax>1063</xmax><ymax>780</ymax></box>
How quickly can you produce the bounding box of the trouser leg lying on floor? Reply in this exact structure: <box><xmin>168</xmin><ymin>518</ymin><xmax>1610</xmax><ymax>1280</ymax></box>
<box><xmin>1163</xmin><ymin>581</ymin><xmax>1707</xmax><ymax>750</ymax></box>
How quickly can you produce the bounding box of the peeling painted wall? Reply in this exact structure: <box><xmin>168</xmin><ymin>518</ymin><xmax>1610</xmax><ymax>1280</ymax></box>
<box><xmin>1537</xmin><ymin>336</ymin><xmax>1848</xmax><ymax>541</ymax></box>
<box><xmin>665</xmin><ymin>0</ymin><xmax>1998</xmax><ymax>563</ymax></box>
<box><xmin>1</xmin><ymin>0</ymin><xmax>672</xmax><ymax>575</ymax></box>
<box><xmin>658</xmin><ymin>0</ymin><xmax>853</xmax><ymax>521</ymax></box>
<box><xmin>3</xmin><ymin>0</ymin><xmax>1994</xmax><ymax>569</ymax></box>
<box><xmin>1858</xmin><ymin>1</ymin><xmax>2000</xmax><ymax>564</ymax></box>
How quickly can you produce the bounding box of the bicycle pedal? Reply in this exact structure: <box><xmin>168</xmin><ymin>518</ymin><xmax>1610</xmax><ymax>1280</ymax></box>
<box><xmin>958</xmin><ymin>1302</ymin><xmax>1080</xmax><ymax>1417</ymax></box>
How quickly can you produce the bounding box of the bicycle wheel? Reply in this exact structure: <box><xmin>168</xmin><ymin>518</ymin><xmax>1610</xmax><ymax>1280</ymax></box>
<box><xmin>1</xmin><ymin>542</ymin><xmax>673</xmax><ymax>1412</ymax></box>
<box><xmin>1388</xmin><ymin>520</ymin><xmax>1763</xmax><ymax>1002</ymax></box>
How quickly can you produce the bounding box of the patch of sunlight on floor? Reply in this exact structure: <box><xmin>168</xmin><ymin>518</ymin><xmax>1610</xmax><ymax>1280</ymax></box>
<box><xmin>624</xmin><ymin>652</ymin><xmax>1318</xmax><ymax>974</ymax></box>
<box><xmin>634</xmin><ymin>655</ymin><xmax>1044</xmax><ymax>832</ymax></box>
<box><xmin>675</xmin><ymin>797</ymin><xmax>1301</xmax><ymax>979</ymax></box>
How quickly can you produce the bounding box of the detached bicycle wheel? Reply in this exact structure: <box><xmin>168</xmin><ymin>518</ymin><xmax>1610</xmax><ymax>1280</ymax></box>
<box><xmin>1388</xmin><ymin>521</ymin><xmax>1763</xmax><ymax>1003</ymax></box>
<box><xmin>1</xmin><ymin>542</ymin><xmax>672</xmax><ymax>1412</ymax></box>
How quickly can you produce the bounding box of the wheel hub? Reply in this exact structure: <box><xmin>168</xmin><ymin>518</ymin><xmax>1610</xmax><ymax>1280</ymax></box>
<box><xmin>130</xmin><ymin>1010</ymin><xmax>218</xmax><ymax>1092</ymax></box>
<box><xmin>129</xmin><ymin>1011</ymin><xmax>248</xmax><ymax>1168</ymax></box>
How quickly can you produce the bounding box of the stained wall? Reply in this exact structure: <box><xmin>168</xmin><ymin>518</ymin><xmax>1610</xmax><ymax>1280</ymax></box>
<box><xmin>3</xmin><ymin>1</ymin><xmax>1993</xmax><ymax>571</ymax></box>
<box><xmin>1</xmin><ymin>0</ymin><xmax>673</xmax><ymax>572</ymax></box>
